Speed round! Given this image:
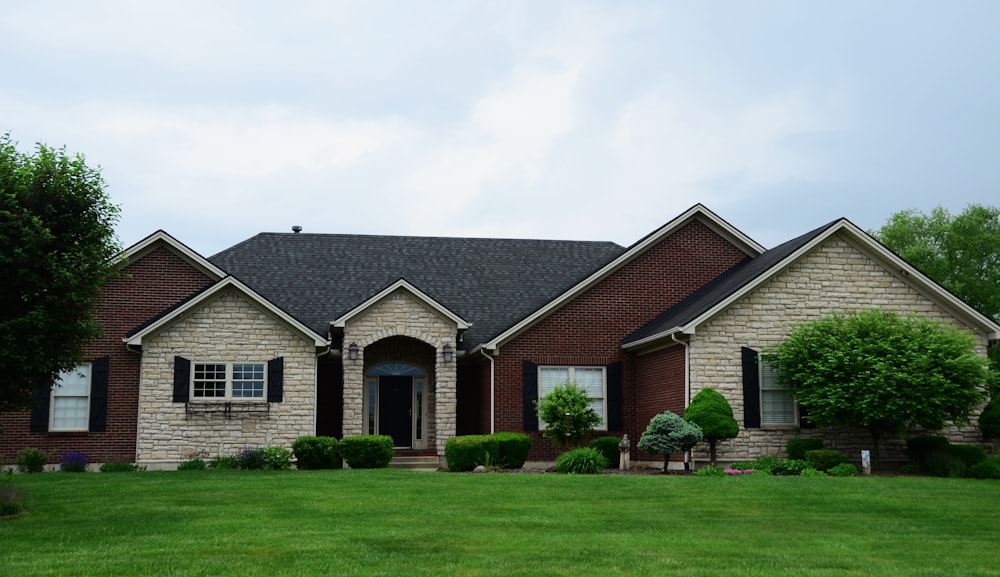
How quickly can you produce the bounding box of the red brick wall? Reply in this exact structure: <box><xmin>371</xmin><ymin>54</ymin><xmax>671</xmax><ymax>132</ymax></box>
<box><xmin>489</xmin><ymin>219</ymin><xmax>749</xmax><ymax>461</ymax></box>
<box><xmin>634</xmin><ymin>344</ymin><xmax>687</xmax><ymax>461</ymax></box>
<box><xmin>0</xmin><ymin>244</ymin><xmax>217</xmax><ymax>465</ymax></box>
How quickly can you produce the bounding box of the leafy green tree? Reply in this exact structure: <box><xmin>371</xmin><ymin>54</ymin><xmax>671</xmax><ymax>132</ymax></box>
<box><xmin>535</xmin><ymin>383</ymin><xmax>603</xmax><ymax>448</ymax></box>
<box><xmin>766</xmin><ymin>309</ymin><xmax>987</xmax><ymax>468</ymax></box>
<box><xmin>0</xmin><ymin>133</ymin><xmax>120</xmax><ymax>415</ymax></box>
<box><xmin>871</xmin><ymin>204</ymin><xmax>1000</xmax><ymax>394</ymax></box>
<box><xmin>637</xmin><ymin>411</ymin><xmax>703</xmax><ymax>473</ymax></box>
<box><xmin>684</xmin><ymin>388</ymin><xmax>739</xmax><ymax>466</ymax></box>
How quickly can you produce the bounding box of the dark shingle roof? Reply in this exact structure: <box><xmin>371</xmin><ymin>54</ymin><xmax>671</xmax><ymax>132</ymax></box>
<box><xmin>623</xmin><ymin>220</ymin><xmax>841</xmax><ymax>346</ymax></box>
<box><xmin>208</xmin><ymin>233</ymin><xmax>625</xmax><ymax>349</ymax></box>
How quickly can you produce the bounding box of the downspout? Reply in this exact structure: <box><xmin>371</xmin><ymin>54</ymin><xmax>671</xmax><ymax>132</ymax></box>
<box><xmin>671</xmin><ymin>332</ymin><xmax>691</xmax><ymax>470</ymax></box>
<box><xmin>479</xmin><ymin>347</ymin><xmax>496</xmax><ymax>434</ymax></box>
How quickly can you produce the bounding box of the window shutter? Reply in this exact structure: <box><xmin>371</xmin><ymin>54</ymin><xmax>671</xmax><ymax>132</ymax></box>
<box><xmin>522</xmin><ymin>360</ymin><xmax>538</xmax><ymax>431</ymax></box>
<box><xmin>741</xmin><ymin>347</ymin><xmax>761</xmax><ymax>428</ymax></box>
<box><xmin>173</xmin><ymin>356</ymin><xmax>191</xmax><ymax>402</ymax></box>
<box><xmin>267</xmin><ymin>357</ymin><xmax>284</xmax><ymax>402</ymax></box>
<box><xmin>606</xmin><ymin>361</ymin><xmax>623</xmax><ymax>432</ymax></box>
<box><xmin>29</xmin><ymin>378</ymin><xmax>51</xmax><ymax>432</ymax></box>
<box><xmin>89</xmin><ymin>356</ymin><xmax>110</xmax><ymax>432</ymax></box>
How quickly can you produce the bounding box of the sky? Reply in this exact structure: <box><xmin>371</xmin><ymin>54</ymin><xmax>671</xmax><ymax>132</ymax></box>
<box><xmin>2</xmin><ymin>1</ymin><xmax>998</xmax><ymax>257</ymax></box>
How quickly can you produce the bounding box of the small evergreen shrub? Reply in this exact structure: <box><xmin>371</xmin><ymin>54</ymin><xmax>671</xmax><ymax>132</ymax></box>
<box><xmin>828</xmin><ymin>463</ymin><xmax>859</xmax><ymax>477</ymax></box>
<box><xmin>176</xmin><ymin>459</ymin><xmax>207</xmax><ymax>471</ymax></box>
<box><xmin>906</xmin><ymin>436</ymin><xmax>951</xmax><ymax>466</ymax></box>
<box><xmin>968</xmin><ymin>457</ymin><xmax>1000</xmax><ymax>479</ymax></box>
<box><xmin>59</xmin><ymin>452</ymin><xmax>89</xmax><ymax>472</ymax></box>
<box><xmin>236</xmin><ymin>447</ymin><xmax>265</xmax><ymax>470</ymax></box>
<box><xmin>805</xmin><ymin>449</ymin><xmax>849</xmax><ymax>472</ymax></box>
<box><xmin>979</xmin><ymin>396</ymin><xmax>1000</xmax><ymax>440</ymax></box>
<box><xmin>208</xmin><ymin>455</ymin><xmax>239</xmax><ymax>469</ymax></box>
<box><xmin>259</xmin><ymin>446</ymin><xmax>293</xmax><ymax>470</ymax></box>
<box><xmin>786</xmin><ymin>438</ymin><xmax>824</xmax><ymax>461</ymax></box>
<box><xmin>554</xmin><ymin>448</ymin><xmax>607</xmax><ymax>474</ymax></box>
<box><xmin>800</xmin><ymin>467</ymin><xmax>827</xmax><ymax>477</ymax></box>
<box><xmin>694</xmin><ymin>465</ymin><xmax>726</xmax><ymax>476</ymax></box>
<box><xmin>491</xmin><ymin>432</ymin><xmax>531</xmax><ymax>469</ymax></box>
<box><xmin>291</xmin><ymin>436</ymin><xmax>340</xmax><ymax>470</ymax></box>
<box><xmin>100</xmin><ymin>462</ymin><xmax>141</xmax><ymax>473</ymax></box>
<box><xmin>588</xmin><ymin>436</ymin><xmax>622</xmax><ymax>469</ymax></box>
<box><xmin>16</xmin><ymin>448</ymin><xmax>48</xmax><ymax>474</ymax></box>
<box><xmin>340</xmin><ymin>435</ymin><xmax>394</xmax><ymax>469</ymax></box>
<box><xmin>445</xmin><ymin>435</ymin><xmax>500</xmax><ymax>472</ymax></box>
<box><xmin>771</xmin><ymin>459</ymin><xmax>810</xmax><ymax>476</ymax></box>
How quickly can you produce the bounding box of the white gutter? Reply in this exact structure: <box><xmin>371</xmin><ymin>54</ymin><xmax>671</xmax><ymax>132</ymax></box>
<box><xmin>672</xmin><ymin>332</ymin><xmax>692</xmax><ymax>470</ymax></box>
<box><xmin>480</xmin><ymin>347</ymin><xmax>496</xmax><ymax>434</ymax></box>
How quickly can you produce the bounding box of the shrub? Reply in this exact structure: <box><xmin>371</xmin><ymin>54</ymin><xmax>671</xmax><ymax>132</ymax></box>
<box><xmin>694</xmin><ymin>465</ymin><xmax>727</xmax><ymax>476</ymax></box>
<box><xmin>492</xmin><ymin>432</ymin><xmax>531</xmax><ymax>469</ymax></box>
<box><xmin>16</xmin><ymin>448</ymin><xmax>48</xmax><ymax>474</ymax></box>
<box><xmin>259</xmin><ymin>446</ymin><xmax>293</xmax><ymax>470</ymax></box>
<box><xmin>637</xmin><ymin>411</ymin><xmax>703</xmax><ymax>472</ymax></box>
<box><xmin>786</xmin><ymin>438</ymin><xmax>824</xmax><ymax>461</ymax></box>
<box><xmin>176</xmin><ymin>459</ymin><xmax>207</xmax><ymax>471</ymax></box>
<box><xmin>771</xmin><ymin>459</ymin><xmax>810</xmax><ymax>476</ymax></box>
<box><xmin>100</xmin><ymin>462</ymin><xmax>141</xmax><ymax>473</ymax></box>
<box><xmin>59</xmin><ymin>452</ymin><xmax>89</xmax><ymax>473</ymax></box>
<box><xmin>291</xmin><ymin>436</ymin><xmax>340</xmax><ymax>470</ymax></box>
<box><xmin>445</xmin><ymin>435</ymin><xmax>500</xmax><ymax>472</ymax></box>
<box><xmin>800</xmin><ymin>468</ymin><xmax>827</xmax><ymax>477</ymax></box>
<box><xmin>828</xmin><ymin>463</ymin><xmax>859</xmax><ymax>477</ymax></box>
<box><xmin>536</xmin><ymin>383</ymin><xmax>603</xmax><ymax>448</ymax></box>
<box><xmin>922</xmin><ymin>442</ymin><xmax>988</xmax><ymax>477</ymax></box>
<box><xmin>554</xmin><ymin>448</ymin><xmax>607</xmax><ymax>474</ymax></box>
<box><xmin>968</xmin><ymin>457</ymin><xmax>1000</xmax><ymax>479</ymax></box>
<box><xmin>684</xmin><ymin>388</ymin><xmax>739</xmax><ymax>465</ymax></box>
<box><xmin>588</xmin><ymin>436</ymin><xmax>622</xmax><ymax>469</ymax></box>
<box><xmin>235</xmin><ymin>447</ymin><xmax>265</xmax><ymax>470</ymax></box>
<box><xmin>980</xmin><ymin>396</ymin><xmax>1000</xmax><ymax>440</ymax></box>
<box><xmin>208</xmin><ymin>455</ymin><xmax>239</xmax><ymax>469</ymax></box>
<box><xmin>906</xmin><ymin>436</ymin><xmax>951</xmax><ymax>465</ymax></box>
<box><xmin>340</xmin><ymin>435</ymin><xmax>394</xmax><ymax>469</ymax></box>
<box><xmin>0</xmin><ymin>483</ymin><xmax>27</xmax><ymax>517</ymax></box>
<box><xmin>805</xmin><ymin>449</ymin><xmax>849</xmax><ymax>472</ymax></box>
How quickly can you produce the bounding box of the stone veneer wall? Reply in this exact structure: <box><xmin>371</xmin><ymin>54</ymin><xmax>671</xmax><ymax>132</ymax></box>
<box><xmin>341</xmin><ymin>289</ymin><xmax>458</xmax><ymax>455</ymax></box>
<box><xmin>688</xmin><ymin>234</ymin><xmax>991</xmax><ymax>465</ymax></box>
<box><xmin>136</xmin><ymin>288</ymin><xmax>317</xmax><ymax>465</ymax></box>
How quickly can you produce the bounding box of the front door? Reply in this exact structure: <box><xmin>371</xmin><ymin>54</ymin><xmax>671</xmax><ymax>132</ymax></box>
<box><xmin>378</xmin><ymin>376</ymin><xmax>412</xmax><ymax>448</ymax></box>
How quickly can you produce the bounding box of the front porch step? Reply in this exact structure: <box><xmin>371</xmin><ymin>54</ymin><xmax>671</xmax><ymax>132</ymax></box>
<box><xmin>390</xmin><ymin>454</ymin><xmax>441</xmax><ymax>471</ymax></box>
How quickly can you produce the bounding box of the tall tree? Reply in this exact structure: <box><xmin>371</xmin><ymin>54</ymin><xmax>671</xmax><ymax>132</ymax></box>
<box><xmin>766</xmin><ymin>309</ymin><xmax>987</xmax><ymax>468</ymax></box>
<box><xmin>0</xmin><ymin>133</ymin><xmax>120</xmax><ymax>415</ymax></box>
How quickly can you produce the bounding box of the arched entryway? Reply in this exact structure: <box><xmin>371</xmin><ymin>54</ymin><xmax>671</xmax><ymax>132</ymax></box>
<box><xmin>364</xmin><ymin>362</ymin><xmax>428</xmax><ymax>449</ymax></box>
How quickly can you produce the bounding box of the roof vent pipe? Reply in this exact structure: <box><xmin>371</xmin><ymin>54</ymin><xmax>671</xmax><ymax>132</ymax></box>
<box><xmin>292</xmin><ymin>226</ymin><xmax>302</xmax><ymax>233</ymax></box>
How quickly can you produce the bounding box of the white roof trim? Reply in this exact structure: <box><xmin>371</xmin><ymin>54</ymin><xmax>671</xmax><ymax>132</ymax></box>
<box><xmin>482</xmin><ymin>204</ymin><xmax>764</xmax><ymax>352</ymax></box>
<box><xmin>117</xmin><ymin>230</ymin><xmax>226</xmax><ymax>280</ymax></box>
<box><xmin>330</xmin><ymin>279</ymin><xmax>472</xmax><ymax>330</ymax></box>
<box><xmin>624</xmin><ymin>219</ymin><xmax>1000</xmax><ymax>348</ymax></box>
<box><xmin>125</xmin><ymin>276</ymin><xmax>328</xmax><ymax>347</ymax></box>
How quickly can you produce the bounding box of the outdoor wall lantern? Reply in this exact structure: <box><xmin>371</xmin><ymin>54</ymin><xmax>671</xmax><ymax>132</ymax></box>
<box><xmin>348</xmin><ymin>342</ymin><xmax>359</xmax><ymax>362</ymax></box>
<box><xmin>442</xmin><ymin>343</ymin><xmax>453</xmax><ymax>363</ymax></box>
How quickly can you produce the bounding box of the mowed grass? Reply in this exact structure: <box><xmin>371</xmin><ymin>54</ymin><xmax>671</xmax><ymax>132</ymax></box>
<box><xmin>2</xmin><ymin>469</ymin><xmax>999</xmax><ymax>577</ymax></box>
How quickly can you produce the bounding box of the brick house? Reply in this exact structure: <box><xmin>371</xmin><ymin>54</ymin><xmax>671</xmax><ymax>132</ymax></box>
<box><xmin>2</xmin><ymin>204</ymin><xmax>997</xmax><ymax>468</ymax></box>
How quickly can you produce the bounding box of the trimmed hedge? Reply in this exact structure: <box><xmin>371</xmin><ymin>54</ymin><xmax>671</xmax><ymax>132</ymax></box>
<box><xmin>786</xmin><ymin>438</ymin><xmax>824</xmax><ymax>461</ymax></box>
<box><xmin>340</xmin><ymin>435</ymin><xmax>394</xmax><ymax>469</ymax></box>
<box><xmin>805</xmin><ymin>449</ymin><xmax>849</xmax><ymax>472</ymax></box>
<box><xmin>445</xmin><ymin>435</ymin><xmax>500</xmax><ymax>471</ymax></box>
<box><xmin>292</xmin><ymin>436</ymin><xmax>341</xmax><ymax>470</ymax></box>
<box><xmin>589</xmin><ymin>436</ymin><xmax>622</xmax><ymax>469</ymax></box>
<box><xmin>492</xmin><ymin>432</ymin><xmax>531</xmax><ymax>469</ymax></box>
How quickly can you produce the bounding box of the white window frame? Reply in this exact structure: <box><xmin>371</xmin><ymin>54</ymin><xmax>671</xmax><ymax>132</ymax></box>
<box><xmin>190</xmin><ymin>362</ymin><xmax>267</xmax><ymax>401</ymax></box>
<box><xmin>760</xmin><ymin>358</ymin><xmax>797</xmax><ymax>426</ymax></box>
<box><xmin>50</xmin><ymin>363</ymin><xmax>91</xmax><ymax>432</ymax></box>
<box><xmin>538</xmin><ymin>366</ymin><xmax>608</xmax><ymax>430</ymax></box>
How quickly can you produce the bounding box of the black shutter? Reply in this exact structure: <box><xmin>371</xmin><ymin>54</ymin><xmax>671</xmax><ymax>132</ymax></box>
<box><xmin>522</xmin><ymin>360</ymin><xmax>538</xmax><ymax>431</ymax></box>
<box><xmin>267</xmin><ymin>357</ymin><xmax>284</xmax><ymax>402</ymax></box>
<box><xmin>89</xmin><ymin>356</ymin><xmax>110</xmax><ymax>432</ymax></box>
<box><xmin>606</xmin><ymin>361</ymin><xmax>623</xmax><ymax>432</ymax></box>
<box><xmin>29</xmin><ymin>378</ymin><xmax>51</xmax><ymax>432</ymax></box>
<box><xmin>741</xmin><ymin>347</ymin><xmax>761</xmax><ymax>429</ymax></box>
<box><xmin>173</xmin><ymin>356</ymin><xmax>191</xmax><ymax>403</ymax></box>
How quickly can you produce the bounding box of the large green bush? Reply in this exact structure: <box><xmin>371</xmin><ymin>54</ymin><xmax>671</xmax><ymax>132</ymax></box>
<box><xmin>554</xmin><ymin>448</ymin><xmax>607</xmax><ymax>474</ymax></box>
<box><xmin>536</xmin><ymin>383</ymin><xmax>603</xmax><ymax>448</ymax></box>
<box><xmin>492</xmin><ymin>432</ymin><xmax>531</xmax><ymax>469</ymax></box>
<box><xmin>786</xmin><ymin>438</ymin><xmax>824</xmax><ymax>461</ymax></box>
<box><xmin>292</xmin><ymin>436</ymin><xmax>340</xmax><ymax>470</ymax></box>
<box><xmin>445</xmin><ymin>435</ymin><xmax>500</xmax><ymax>471</ymax></box>
<box><xmin>340</xmin><ymin>435</ymin><xmax>394</xmax><ymax>469</ymax></box>
<box><xmin>588</xmin><ymin>436</ymin><xmax>622</xmax><ymax>469</ymax></box>
<box><xmin>805</xmin><ymin>449</ymin><xmax>849</xmax><ymax>472</ymax></box>
<box><xmin>684</xmin><ymin>388</ymin><xmax>739</xmax><ymax>465</ymax></box>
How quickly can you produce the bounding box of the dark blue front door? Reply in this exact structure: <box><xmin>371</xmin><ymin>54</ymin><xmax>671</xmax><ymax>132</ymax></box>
<box><xmin>378</xmin><ymin>376</ymin><xmax>412</xmax><ymax>448</ymax></box>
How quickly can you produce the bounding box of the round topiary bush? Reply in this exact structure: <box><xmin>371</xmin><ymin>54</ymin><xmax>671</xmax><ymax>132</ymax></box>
<box><xmin>684</xmin><ymin>388</ymin><xmax>739</xmax><ymax>465</ymax></box>
<box><xmin>491</xmin><ymin>432</ymin><xmax>531</xmax><ymax>469</ymax></box>
<box><xmin>827</xmin><ymin>462</ymin><xmax>859</xmax><ymax>477</ymax></box>
<box><xmin>588</xmin><ymin>436</ymin><xmax>622</xmax><ymax>469</ymax></box>
<box><xmin>292</xmin><ymin>436</ymin><xmax>340</xmax><ymax>470</ymax></box>
<box><xmin>340</xmin><ymin>435</ymin><xmax>394</xmax><ymax>469</ymax></box>
<box><xmin>445</xmin><ymin>435</ymin><xmax>499</xmax><ymax>471</ymax></box>
<box><xmin>554</xmin><ymin>448</ymin><xmax>607</xmax><ymax>474</ymax></box>
<box><xmin>804</xmin><ymin>449</ymin><xmax>849</xmax><ymax>472</ymax></box>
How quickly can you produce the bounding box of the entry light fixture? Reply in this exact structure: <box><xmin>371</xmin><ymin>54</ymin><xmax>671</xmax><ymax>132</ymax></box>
<box><xmin>442</xmin><ymin>343</ymin><xmax>453</xmax><ymax>363</ymax></box>
<box><xmin>348</xmin><ymin>342</ymin><xmax>359</xmax><ymax>362</ymax></box>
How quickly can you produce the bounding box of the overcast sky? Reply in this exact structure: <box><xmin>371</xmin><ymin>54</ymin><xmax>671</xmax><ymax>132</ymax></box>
<box><xmin>2</xmin><ymin>1</ymin><xmax>998</xmax><ymax>256</ymax></box>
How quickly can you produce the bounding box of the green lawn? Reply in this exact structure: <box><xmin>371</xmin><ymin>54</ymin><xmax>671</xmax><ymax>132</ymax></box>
<box><xmin>2</xmin><ymin>469</ymin><xmax>999</xmax><ymax>576</ymax></box>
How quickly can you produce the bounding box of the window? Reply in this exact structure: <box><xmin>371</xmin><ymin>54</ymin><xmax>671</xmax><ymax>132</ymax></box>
<box><xmin>760</xmin><ymin>358</ymin><xmax>796</xmax><ymax>425</ymax></box>
<box><xmin>192</xmin><ymin>362</ymin><xmax>266</xmax><ymax>400</ymax></box>
<box><xmin>538</xmin><ymin>366</ymin><xmax>607</xmax><ymax>428</ymax></box>
<box><xmin>51</xmin><ymin>364</ymin><xmax>91</xmax><ymax>431</ymax></box>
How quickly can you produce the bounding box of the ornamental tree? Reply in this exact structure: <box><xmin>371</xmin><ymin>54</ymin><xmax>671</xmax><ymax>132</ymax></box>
<box><xmin>637</xmin><ymin>411</ymin><xmax>703</xmax><ymax>473</ymax></box>
<box><xmin>684</xmin><ymin>387</ymin><xmax>739</xmax><ymax>466</ymax></box>
<box><xmin>535</xmin><ymin>383</ymin><xmax>602</xmax><ymax>448</ymax></box>
<box><xmin>0</xmin><ymin>133</ymin><xmax>120</xmax><ymax>415</ymax></box>
<box><xmin>766</xmin><ymin>309</ymin><xmax>987</xmax><ymax>468</ymax></box>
